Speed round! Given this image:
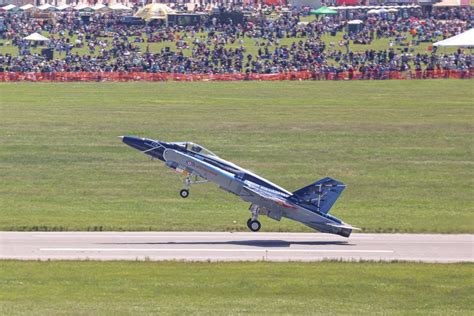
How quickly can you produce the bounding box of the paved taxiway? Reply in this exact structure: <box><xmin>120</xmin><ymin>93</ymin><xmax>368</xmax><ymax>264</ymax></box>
<box><xmin>1</xmin><ymin>232</ymin><xmax>472</xmax><ymax>262</ymax></box>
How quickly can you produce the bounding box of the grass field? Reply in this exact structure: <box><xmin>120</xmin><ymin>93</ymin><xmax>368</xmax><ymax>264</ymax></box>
<box><xmin>0</xmin><ymin>80</ymin><xmax>473</xmax><ymax>233</ymax></box>
<box><xmin>0</xmin><ymin>261</ymin><xmax>472</xmax><ymax>315</ymax></box>
<box><xmin>0</xmin><ymin>30</ymin><xmax>456</xmax><ymax>61</ymax></box>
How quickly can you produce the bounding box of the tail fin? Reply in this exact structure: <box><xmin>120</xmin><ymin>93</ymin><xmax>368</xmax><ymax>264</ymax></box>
<box><xmin>292</xmin><ymin>177</ymin><xmax>345</xmax><ymax>214</ymax></box>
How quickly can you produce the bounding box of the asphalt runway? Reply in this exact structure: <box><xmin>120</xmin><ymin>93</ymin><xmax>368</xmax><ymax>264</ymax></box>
<box><xmin>1</xmin><ymin>232</ymin><xmax>472</xmax><ymax>263</ymax></box>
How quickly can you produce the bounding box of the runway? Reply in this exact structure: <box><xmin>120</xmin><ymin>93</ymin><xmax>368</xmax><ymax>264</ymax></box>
<box><xmin>1</xmin><ymin>232</ymin><xmax>472</xmax><ymax>263</ymax></box>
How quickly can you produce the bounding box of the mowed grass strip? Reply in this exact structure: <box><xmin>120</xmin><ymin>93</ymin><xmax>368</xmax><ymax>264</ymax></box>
<box><xmin>0</xmin><ymin>81</ymin><xmax>473</xmax><ymax>233</ymax></box>
<box><xmin>0</xmin><ymin>261</ymin><xmax>472</xmax><ymax>315</ymax></box>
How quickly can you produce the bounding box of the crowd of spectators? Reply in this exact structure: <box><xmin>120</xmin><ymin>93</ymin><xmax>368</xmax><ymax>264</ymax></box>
<box><xmin>0</xmin><ymin>5</ymin><xmax>472</xmax><ymax>76</ymax></box>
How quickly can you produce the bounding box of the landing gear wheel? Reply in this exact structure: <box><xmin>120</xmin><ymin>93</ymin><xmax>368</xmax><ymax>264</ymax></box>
<box><xmin>248</xmin><ymin>220</ymin><xmax>261</xmax><ymax>232</ymax></box>
<box><xmin>179</xmin><ymin>189</ymin><xmax>189</xmax><ymax>198</ymax></box>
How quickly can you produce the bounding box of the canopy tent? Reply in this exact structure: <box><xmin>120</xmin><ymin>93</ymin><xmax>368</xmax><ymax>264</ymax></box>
<box><xmin>20</xmin><ymin>4</ymin><xmax>35</xmax><ymax>11</ymax></box>
<box><xmin>92</xmin><ymin>4</ymin><xmax>109</xmax><ymax>11</ymax></box>
<box><xmin>347</xmin><ymin>19</ymin><xmax>363</xmax><ymax>24</ymax></box>
<box><xmin>135</xmin><ymin>4</ymin><xmax>175</xmax><ymax>21</ymax></box>
<box><xmin>2</xmin><ymin>4</ymin><xmax>17</xmax><ymax>11</ymax></box>
<box><xmin>433</xmin><ymin>0</ymin><xmax>471</xmax><ymax>7</ymax></box>
<box><xmin>433</xmin><ymin>28</ymin><xmax>474</xmax><ymax>48</ymax></box>
<box><xmin>23</xmin><ymin>33</ymin><xmax>50</xmax><ymax>42</ymax></box>
<box><xmin>74</xmin><ymin>4</ymin><xmax>91</xmax><ymax>11</ymax></box>
<box><xmin>38</xmin><ymin>4</ymin><xmax>57</xmax><ymax>11</ymax></box>
<box><xmin>335</xmin><ymin>0</ymin><xmax>358</xmax><ymax>5</ymax></box>
<box><xmin>57</xmin><ymin>4</ymin><xmax>72</xmax><ymax>11</ymax></box>
<box><xmin>109</xmin><ymin>3</ymin><xmax>132</xmax><ymax>11</ymax></box>
<box><xmin>329</xmin><ymin>5</ymin><xmax>420</xmax><ymax>10</ymax></box>
<box><xmin>310</xmin><ymin>7</ymin><xmax>337</xmax><ymax>15</ymax></box>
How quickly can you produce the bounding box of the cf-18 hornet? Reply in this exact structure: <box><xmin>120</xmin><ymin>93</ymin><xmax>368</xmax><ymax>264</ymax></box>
<box><xmin>120</xmin><ymin>136</ymin><xmax>356</xmax><ymax>237</ymax></box>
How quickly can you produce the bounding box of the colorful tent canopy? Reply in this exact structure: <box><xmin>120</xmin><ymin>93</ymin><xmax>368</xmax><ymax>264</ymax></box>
<box><xmin>311</xmin><ymin>7</ymin><xmax>338</xmax><ymax>15</ymax></box>
<box><xmin>135</xmin><ymin>4</ymin><xmax>175</xmax><ymax>21</ymax></box>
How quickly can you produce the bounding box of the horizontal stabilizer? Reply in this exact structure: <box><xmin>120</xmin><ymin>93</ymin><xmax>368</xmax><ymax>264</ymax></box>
<box><xmin>327</xmin><ymin>223</ymin><xmax>361</xmax><ymax>231</ymax></box>
<box><xmin>292</xmin><ymin>177</ymin><xmax>345</xmax><ymax>214</ymax></box>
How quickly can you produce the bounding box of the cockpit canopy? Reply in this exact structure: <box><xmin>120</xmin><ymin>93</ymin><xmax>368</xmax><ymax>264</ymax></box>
<box><xmin>174</xmin><ymin>142</ymin><xmax>218</xmax><ymax>157</ymax></box>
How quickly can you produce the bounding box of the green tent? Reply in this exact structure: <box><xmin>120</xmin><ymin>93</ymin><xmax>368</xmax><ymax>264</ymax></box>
<box><xmin>310</xmin><ymin>7</ymin><xmax>338</xmax><ymax>15</ymax></box>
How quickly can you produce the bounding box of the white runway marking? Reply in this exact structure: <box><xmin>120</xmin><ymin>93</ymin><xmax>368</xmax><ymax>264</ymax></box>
<box><xmin>32</xmin><ymin>234</ymin><xmax>373</xmax><ymax>239</ymax></box>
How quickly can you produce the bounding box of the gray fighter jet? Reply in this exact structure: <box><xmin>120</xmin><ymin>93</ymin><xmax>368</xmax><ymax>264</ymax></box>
<box><xmin>120</xmin><ymin>136</ymin><xmax>356</xmax><ymax>237</ymax></box>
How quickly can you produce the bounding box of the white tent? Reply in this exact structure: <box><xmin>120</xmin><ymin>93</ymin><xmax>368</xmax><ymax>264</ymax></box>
<box><xmin>2</xmin><ymin>4</ymin><xmax>17</xmax><ymax>11</ymax></box>
<box><xmin>433</xmin><ymin>28</ymin><xmax>474</xmax><ymax>48</ymax></box>
<box><xmin>110</xmin><ymin>3</ymin><xmax>132</xmax><ymax>11</ymax></box>
<box><xmin>23</xmin><ymin>33</ymin><xmax>50</xmax><ymax>42</ymax></box>
<box><xmin>92</xmin><ymin>4</ymin><xmax>108</xmax><ymax>11</ymax></box>
<box><xmin>20</xmin><ymin>4</ymin><xmax>35</xmax><ymax>11</ymax></box>
<box><xmin>434</xmin><ymin>0</ymin><xmax>471</xmax><ymax>6</ymax></box>
<box><xmin>348</xmin><ymin>19</ymin><xmax>363</xmax><ymax>24</ymax></box>
<box><xmin>38</xmin><ymin>4</ymin><xmax>57</xmax><ymax>11</ymax></box>
<box><xmin>74</xmin><ymin>4</ymin><xmax>91</xmax><ymax>11</ymax></box>
<box><xmin>57</xmin><ymin>4</ymin><xmax>72</xmax><ymax>11</ymax></box>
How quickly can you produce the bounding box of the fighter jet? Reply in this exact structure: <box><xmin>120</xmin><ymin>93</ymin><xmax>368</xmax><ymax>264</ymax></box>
<box><xmin>120</xmin><ymin>136</ymin><xmax>356</xmax><ymax>237</ymax></box>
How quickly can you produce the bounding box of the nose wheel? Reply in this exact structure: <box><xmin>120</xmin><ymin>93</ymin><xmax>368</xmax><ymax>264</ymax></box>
<box><xmin>247</xmin><ymin>219</ymin><xmax>261</xmax><ymax>232</ymax></box>
<box><xmin>177</xmin><ymin>174</ymin><xmax>207</xmax><ymax>199</ymax></box>
<box><xmin>179</xmin><ymin>189</ymin><xmax>189</xmax><ymax>198</ymax></box>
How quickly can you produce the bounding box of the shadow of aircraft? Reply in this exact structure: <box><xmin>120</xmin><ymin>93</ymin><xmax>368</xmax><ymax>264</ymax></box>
<box><xmin>98</xmin><ymin>240</ymin><xmax>352</xmax><ymax>248</ymax></box>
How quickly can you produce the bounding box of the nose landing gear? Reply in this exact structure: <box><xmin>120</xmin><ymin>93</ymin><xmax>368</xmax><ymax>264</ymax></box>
<box><xmin>179</xmin><ymin>176</ymin><xmax>192</xmax><ymax>198</ymax></box>
<box><xmin>178</xmin><ymin>174</ymin><xmax>207</xmax><ymax>198</ymax></box>
<box><xmin>179</xmin><ymin>189</ymin><xmax>189</xmax><ymax>198</ymax></box>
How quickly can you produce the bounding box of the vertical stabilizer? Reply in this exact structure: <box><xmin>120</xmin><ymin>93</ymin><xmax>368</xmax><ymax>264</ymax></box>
<box><xmin>292</xmin><ymin>177</ymin><xmax>345</xmax><ymax>214</ymax></box>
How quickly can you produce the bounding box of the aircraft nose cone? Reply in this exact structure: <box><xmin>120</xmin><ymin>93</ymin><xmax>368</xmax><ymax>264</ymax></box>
<box><xmin>120</xmin><ymin>136</ymin><xmax>148</xmax><ymax>151</ymax></box>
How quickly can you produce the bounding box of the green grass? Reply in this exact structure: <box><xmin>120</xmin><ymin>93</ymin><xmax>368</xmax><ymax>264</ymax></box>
<box><xmin>0</xmin><ymin>30</ymin><xmax>457</xmax><ymax>61</ymax></box>
<box><xmin>0</xmin><ymin>81</ymin><xmax>473</xmax><ymax>233</ymax></box>
<box><xmin>0</xmin><ymin>261</ymin><xmax>472</xmax><ymax>315</ymax></box>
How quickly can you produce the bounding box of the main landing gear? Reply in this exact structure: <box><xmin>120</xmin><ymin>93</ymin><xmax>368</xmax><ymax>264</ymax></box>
<box><xmin>247</xmin><ymin>205</ymin><xmax>261</xmax><ymax>232</ymax></box>
<box><xmin>179</xmin><ymin>174</ymin><xmax>207</xmax><ymax>198</ymax></box>
<box><xmin>247</xmin><ymin>218</ymin><xmax>261</xmax><ymax>232</ymax></box>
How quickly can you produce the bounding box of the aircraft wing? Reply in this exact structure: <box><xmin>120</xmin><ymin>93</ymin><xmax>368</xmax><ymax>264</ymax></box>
<box><xmin>241</xmin><ymin>185</ymin><xmax>297</xmax><ymax>210</ymax></box>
